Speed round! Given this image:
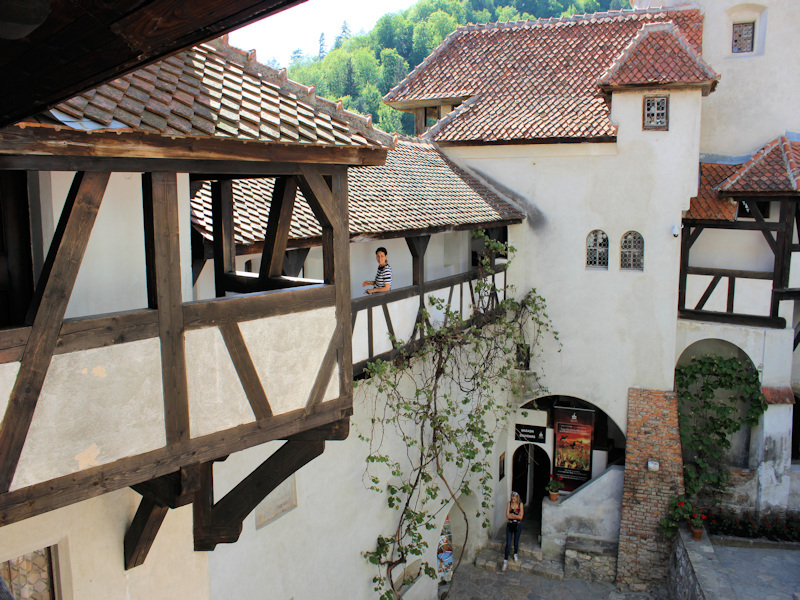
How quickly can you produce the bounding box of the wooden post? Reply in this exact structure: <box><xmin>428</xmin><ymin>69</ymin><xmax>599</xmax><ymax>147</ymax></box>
<box><xmin>259</xmin><ymin>177</ymin><xmax>297</xmax><ymax>279</ymax></box>
<box><xmin>0</xmin><ymin>171</ymin><xmax>110</xmax><ymax>492</ymax></box>
<box><xmin>146</xmin><ymin>172</ymin><xmax>190</xmax><ymax>445</ymax></box>
<box><xmin>210</xmin><ymin>179</ymin><xmax>235</xmax><ymax>298</ymax></box>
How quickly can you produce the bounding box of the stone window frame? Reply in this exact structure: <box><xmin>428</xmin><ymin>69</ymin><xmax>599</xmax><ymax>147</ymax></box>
<box><xmin>620</xmin><ymin>231</ymin><xmax>644</xmax><ymax>271</ymax></box>
<box><xmin>642</xmin><ymin>95</ymin><xmax>669</xmax><ymax>131</ymax></box>
<box><xmin>586</xmin><ymin>230</ymin><xmax>609</xmax><ymax>269</ymax></box>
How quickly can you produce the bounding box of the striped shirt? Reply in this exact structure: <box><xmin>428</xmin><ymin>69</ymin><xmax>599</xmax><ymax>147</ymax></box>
<box><xmin>374</xmin><ymin>263</ymin><xmax>392</xmax><ymax>289</ymax></box>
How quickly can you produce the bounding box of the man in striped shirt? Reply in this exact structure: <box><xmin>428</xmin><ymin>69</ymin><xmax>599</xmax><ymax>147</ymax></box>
<box><xmin>363</xmin><ymin>247</ymin><xmax>392</xmax><ymax>295</ymax></box>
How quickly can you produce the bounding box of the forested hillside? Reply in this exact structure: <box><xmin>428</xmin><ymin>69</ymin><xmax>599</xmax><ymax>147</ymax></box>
<box><xmin>288</xmin><ymin>0</ymin><xmax>628</xmax><ymax>134</ymax></box>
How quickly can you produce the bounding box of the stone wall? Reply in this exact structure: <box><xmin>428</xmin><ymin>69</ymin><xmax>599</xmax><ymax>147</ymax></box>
<box><xmin>617</xmin><ymin>388</ymin><xmax>685</xmax><ymax>587</ymax></box>
<box><xmin>667</xmin><ymin>527</ymin><xmax>738</xmax><ymax>600</ymax></box>
<box><xmin>564</xmin><ymin>535</ymin><xmax>618</xmax><ymax>583</ymax></box>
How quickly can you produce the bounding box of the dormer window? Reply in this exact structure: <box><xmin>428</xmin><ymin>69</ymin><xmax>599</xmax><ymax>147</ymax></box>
<box><xmin>732</xmin><ymin>22</ymin><xmax>755</xmax><ymax>53</ymax></box>
<box><xmin>643</xmin><ymin>96</ymin><xmax>668</xmax><ymax>130</ymax></box>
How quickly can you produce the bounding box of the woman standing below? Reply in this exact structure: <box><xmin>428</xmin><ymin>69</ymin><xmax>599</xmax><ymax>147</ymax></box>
<box><xmin>503</xmin><ymin>491</ymin><xmax>524</xmax><ymax>571</ymax></box>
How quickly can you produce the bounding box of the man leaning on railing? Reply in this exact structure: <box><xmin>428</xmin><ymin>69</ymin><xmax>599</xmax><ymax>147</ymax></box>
<box><xmin>362</xmin><ymin>247</ymin><xmax>392</xmax><ymax>295</ymax></box>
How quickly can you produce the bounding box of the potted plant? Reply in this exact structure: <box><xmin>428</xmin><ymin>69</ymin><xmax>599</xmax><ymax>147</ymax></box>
<box><xmin>545</xmin><ymin>475</ymin><xmax>565</xmax><ymax>501</ymax></box>
<box><xmin>689</xmin><ymin>510</ymin><xmax>707</xmax><ymax>541</ymax></box>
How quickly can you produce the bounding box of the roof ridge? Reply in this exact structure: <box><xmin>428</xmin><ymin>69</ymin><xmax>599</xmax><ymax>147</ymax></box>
<box><xmin>207</xmin><ymin>36</ymin><xmax>394</xmax><ymax>147</ymax></box>
<box><xmin>780</xmin><ymin>136</ymin><xmax>799</xmax><ymax>190</ymax></box>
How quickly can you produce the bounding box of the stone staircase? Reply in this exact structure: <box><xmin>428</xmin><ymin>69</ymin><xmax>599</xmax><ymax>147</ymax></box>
<box><xmin>474</xmin><ymin>523</ymin><xmax>564</xmax><ymax>580</ymax></box>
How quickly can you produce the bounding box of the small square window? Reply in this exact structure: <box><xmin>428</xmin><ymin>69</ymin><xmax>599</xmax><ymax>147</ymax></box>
<box><xmin>732</xmin><ymin>22</ymin><xmax>755</xmax><ymax>53</ymax></box>
<box><xmin>643</xmin><ymin>96</ymin><xmax>668</xmax><ymax>130</ymax></box>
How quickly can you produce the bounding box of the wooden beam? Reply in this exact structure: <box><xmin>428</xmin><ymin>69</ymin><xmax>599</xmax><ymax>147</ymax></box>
<box><xmin>295</xmin><ymin>167</ymin><xmax>338</xmax><ymax>230</ymax></box>
<box><xmin>222</xmin><ymin>272</ymin><xmax>316</xmax><ymax>293</ymax></box>
<box><xmin>406</xmin><ymin>236</ymin><xmax>430</xmax><ymax>286</ymax></box>
<box><xmin>0</xmin><ymin>395</ymin><xmax>351</xmax><ymax>528</ymax></box>
<box><xmin>0</xmin><ymin>172</ymin><xmax>34</xmax><ymax>327</ymax></box>
<box><xmin>727</xmin><ymin>278</ymin><xmax>736</xmax><ymax>313</ymax></box>
<box><xmin>146</xmin><ymin>172</ymin><xmax>190</xmax><ymax>445</ymax></box>
<box><xmin>259</xmin><ymin>177</ymin><xmax>297</xmax><ymax>279</ymax></box>
<box><xmin>219</xmin><ymin>323</ymin><xmax>273</xmax><ymax>420</ymax></box>
<box><xmin>679</xmin><ymin>309</ymin><xmax>785</xmax><ymax>329</ymax></box>
<box><xmin>0</xmin><ymin>171</ymin><xmax>109</xmax><ymax>493</ymax></box>
<box><xmin>131</xmin><ymin>468</ymin><xmax>198</xmax><ymax>510</ymax></box>
<box><xmin>332</xmin><ymin>171</ymin><xmax>353</xmax><ymax>400</ymax></box>
<box><xmin>123</xmin><ymin>497</ymin><xmax>169</xmax><ymax>570</ymax></box>
<box><xmin>414</xmin><ymin>108</ymin><xmax>426</xmax><ymax>136</ymax></box>
<box><xmin>193</xmin><ymin>439</ymin><xmax>325</xmax><ymax>551</ymax></box>
<box><xmin>686</xmin><ymin>266</ymin><xmax>773</xmax><ymax>280</ymax></box>
<box><xmin>283</xmin><ymin>248</ymin><xmax>310</xmax><ymax>278</ymax></box>
<box><xmin>304</xmin><ymin>330</ymin><xmax>341</xmax><ymax>416</ymax></box>
<box><xmin>211</xmin><ymin>179</ymin><xmax>236</xmax><ymax>298</ymax></box>
<box><xmin>141</xmin><ymin>175</ymin><xmax>158</xmax><ymax>309</ymax></box>
<box><xmin>694</xmin><ymin>275</ymin><xmax>721</xmax><ymax>311</ymax></box>
<box><xmin>183</xmin><ymin>284</ymin><xmax>335</xmax><ymax>329</ymax></box>
<box><xmin>747</xmin><ymin>202</ymin><xmax>778</xmax><ymax>254</ymax></box>
<box><xmin>0</xmin><ymin>129</ymin><xmax>389</xmax><ymax>169</ymax></box>
<box><xmin>682</xmin><ymin>218</ymin><xmax>785</xmax><ymax>231</ymax></box>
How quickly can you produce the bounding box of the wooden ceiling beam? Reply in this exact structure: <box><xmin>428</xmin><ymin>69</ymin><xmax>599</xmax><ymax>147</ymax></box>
<box><xmin>0</xmin><ymin>127</ymin><xmax>389</xmax><ymax>170</ymax></box>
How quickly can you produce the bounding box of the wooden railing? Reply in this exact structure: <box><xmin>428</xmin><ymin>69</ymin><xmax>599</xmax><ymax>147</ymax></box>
<box><xmin>350</xmin><ymin>265</ymin><xmax>507</xmax><ymax>377</ymax></box>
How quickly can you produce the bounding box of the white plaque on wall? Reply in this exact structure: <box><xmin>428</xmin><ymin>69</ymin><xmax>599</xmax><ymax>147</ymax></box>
<box><xmin>254</xmin><ymin>474</ymin><xmax>297</xmax><ymax>530</ymax></box>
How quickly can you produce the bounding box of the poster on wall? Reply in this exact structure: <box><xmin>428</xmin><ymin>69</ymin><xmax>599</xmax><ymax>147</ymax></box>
<box><xmin>553</xmin><ymin>406</ymin><xmax>594</xmax><ymax>491</ymax></box>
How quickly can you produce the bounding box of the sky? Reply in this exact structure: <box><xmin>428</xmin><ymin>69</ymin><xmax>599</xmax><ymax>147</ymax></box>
<box><xmin>229</xmin><ymin>0</ymin><xmax>418</xmax><ymax>69</ymax></box>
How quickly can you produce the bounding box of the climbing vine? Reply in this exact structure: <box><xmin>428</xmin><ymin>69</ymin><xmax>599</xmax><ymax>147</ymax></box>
<box><xmin>357</xmin><ymin>233</ymin><xmax>557</xmax><ymax>599</ymax></box>
<box><xmin>661</xmin><ymin>354</ymin><xmax>766</xmax><ymax>536</ymax></box>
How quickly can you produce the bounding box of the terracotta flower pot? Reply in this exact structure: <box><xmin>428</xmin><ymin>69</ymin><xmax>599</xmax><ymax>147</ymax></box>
<box><xmin>690</xmin><ymin>526</ymin><xmax>703</xmax><ymax>541</ymax></box>
<box><xmin>548</xmin><ymin>491</ymin><xmax>559</xmax><ymax>502</ymax></box>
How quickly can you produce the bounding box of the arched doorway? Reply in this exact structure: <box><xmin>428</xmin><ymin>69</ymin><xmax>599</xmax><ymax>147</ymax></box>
<box><xmin>676</xmin><ymin>339</ymin><xmax>757</xmax><ymax>469</ymax></box>
<box><xmin>510</xmin><ymin>443</ymin><xmax>549</xmax><ymax>541</ymax></box>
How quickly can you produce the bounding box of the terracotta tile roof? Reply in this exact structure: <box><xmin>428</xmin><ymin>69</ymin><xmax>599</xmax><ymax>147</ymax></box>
<box><xmin>50</xmin><ymin>37</ymin><xmax>392</xmax><ymax>149</ymax></box>
<box><xmin>385</xmin><ymin>8</ymin><xmax>706</xmax><ymax>143</ymax></box>
<box><xmin>685</xmin><ymin>162</ymin><xmax>739</xmax><ymax>221</ymax></box>
<box><xmin>761</xmin><ymin>387</ymin><xmax>795</xmax><ymax>405</ymax></box>
<box><xmin>190</xmin><ymin>139</ymin><xmax>524</xmax><ymax>246</ymax></box>
<box><xmin>718</xmin><ymin>137</ymin><xmax>800</xmax><ymax>194</ymax></box>
<box><xmin>598</xmin><ymin>22</ymin><xmax>718</xmax><ymax>93</ymax></box>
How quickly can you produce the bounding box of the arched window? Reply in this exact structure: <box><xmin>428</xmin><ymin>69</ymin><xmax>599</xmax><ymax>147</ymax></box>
<box><xmin>620</xmin><ymin>231</ymin><xmax>644</xmax><ymax>270</ymax></box>
<box><xmin>586</xmin><ymin>230</ymin><xmax>609</xmax><ymax>268</ymax></box>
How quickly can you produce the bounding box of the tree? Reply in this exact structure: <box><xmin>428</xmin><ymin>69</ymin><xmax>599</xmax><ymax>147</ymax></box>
<box><xmin>411</xmin><ymin>21</ymin><xmax>432</xmax><ymax>66</ymax></box>
<box><xmin>360</xmin><ymin>235</ymin><xmax>557</xmax><ymax>598</ymax></box>
<box><xmin>376</xmin><ymin>105</ymin><xmax>403</xmax><ymax>133</ymax></box>
<box><xmin>427</xmin><ymin>10</ymin><xmax>459</xmax><ymax>46</ymax></box>
<box><xmin>379</xmin><ymin>48</ymin><xmax>409</xmax><ymax>95</ymax></box>
<box><xmin>359</xmin><ymin>83</ymin><xmax>383</xmax><ymax>123</ymax></box>
<box><xmin>335</xmin><ymin>20</ymin><xmax>352</xmax><ymax>49</ymax></box>
<box><xmin>319</xmin><ymin>33</ymin><xmax>327</xmax><ymax>58</ymax></box>
<box><xmin>290</xmin><ymin>48</ymin><xmax>304</xmax><ymax>65</ymax></box>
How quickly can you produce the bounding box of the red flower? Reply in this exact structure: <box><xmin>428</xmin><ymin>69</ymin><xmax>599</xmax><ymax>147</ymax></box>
<box><xmin>701</xmin><ymin>514</ymin><xmax>707</xmax><ymax>520</ymax></box>
<box><xmin>558</xmin><ymin>476</ymin><xmax>563</xmax><ymax>481</ymax></box>
<box><xmin>549</xmin><ymin>474</ymin><xmax>554</xmax><ymax>479</ymax></box>
<box><xmin>678</xmin><ymin>501</ymin><xmax>685</xmax><ymax>507</ymax></box>
<box><xmin>692</xmin><ymin>514</ymin><xmax>698</xmax><ymax>519</ymax></box>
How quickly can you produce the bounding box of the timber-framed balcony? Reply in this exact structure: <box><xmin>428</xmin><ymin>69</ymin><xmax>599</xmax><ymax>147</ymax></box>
<box><xmin>351</xmin><ymin>236</ymin><xmax>507</xmax><ymax>378</ymax></box>
<box><xmin>679</xmin><ymin>198</ymin><xmax>800</xmax><ymax>330</ymax></box>
<box><xmin>0</xmin><ymin>125</ymin><xmax>387</xmax><ymax>560</ymax></box>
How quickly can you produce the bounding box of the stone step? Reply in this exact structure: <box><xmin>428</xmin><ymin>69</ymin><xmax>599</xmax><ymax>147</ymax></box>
<box><xmin>474</xmin><ymin>548</ymin><xmax>564</xmax><ymax>581</ymax></box>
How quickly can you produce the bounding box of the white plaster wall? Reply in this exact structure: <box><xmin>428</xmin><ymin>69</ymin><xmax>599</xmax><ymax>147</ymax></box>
<box><xmin>689</xmin><ymin>0</ymin><xmax>800</xmax><ymax>156</ymax></box>
<box><xmin>237</xmin><ymin>307</ymin><xmax>339</xmax><ymax>415</ymax></box>
<box><xmin>0</xmin><ymin>489</ymin><xmax>208</xmax><ymax>600</ymax></box>
<box><xmin>37</xmin><ymin>172</ymin><xmax>193</xmax><ymax>319</ymax></box>
<box><xmin>540</xmin><ymin>465</ymin><xmax>624</xmax><ymax>560</ymax></box>
<box><xmin>208</xmin><ymin>365</ymin><xmax>506</xmax><ymax>600</ymax></box>
<box><xmin>8</xmin><ymin>338</ymin><xmax>166</xmax><ymax>491</ymax></box>
<box><xmin>445</xmin><ymin>88</ymin><xmax>703</xmax><ymax>432</ymax></box>
<box><xmin>675</xmin><ymin>319</ymin><xmax>793</xmax><ymax>387</ymax></box>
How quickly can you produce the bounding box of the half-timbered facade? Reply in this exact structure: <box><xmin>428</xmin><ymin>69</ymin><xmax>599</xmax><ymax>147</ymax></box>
<box><xmin>0</xmin><ymin>35</ymin><xmax>394</xmax><ymax>598</ymax></box>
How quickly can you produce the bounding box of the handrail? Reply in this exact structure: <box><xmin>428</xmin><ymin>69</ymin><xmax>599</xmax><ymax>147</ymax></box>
<box><xmin>351</xmin><ymin>264</ymin><xmax>508</xmax><ymax>311</ymax></box>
